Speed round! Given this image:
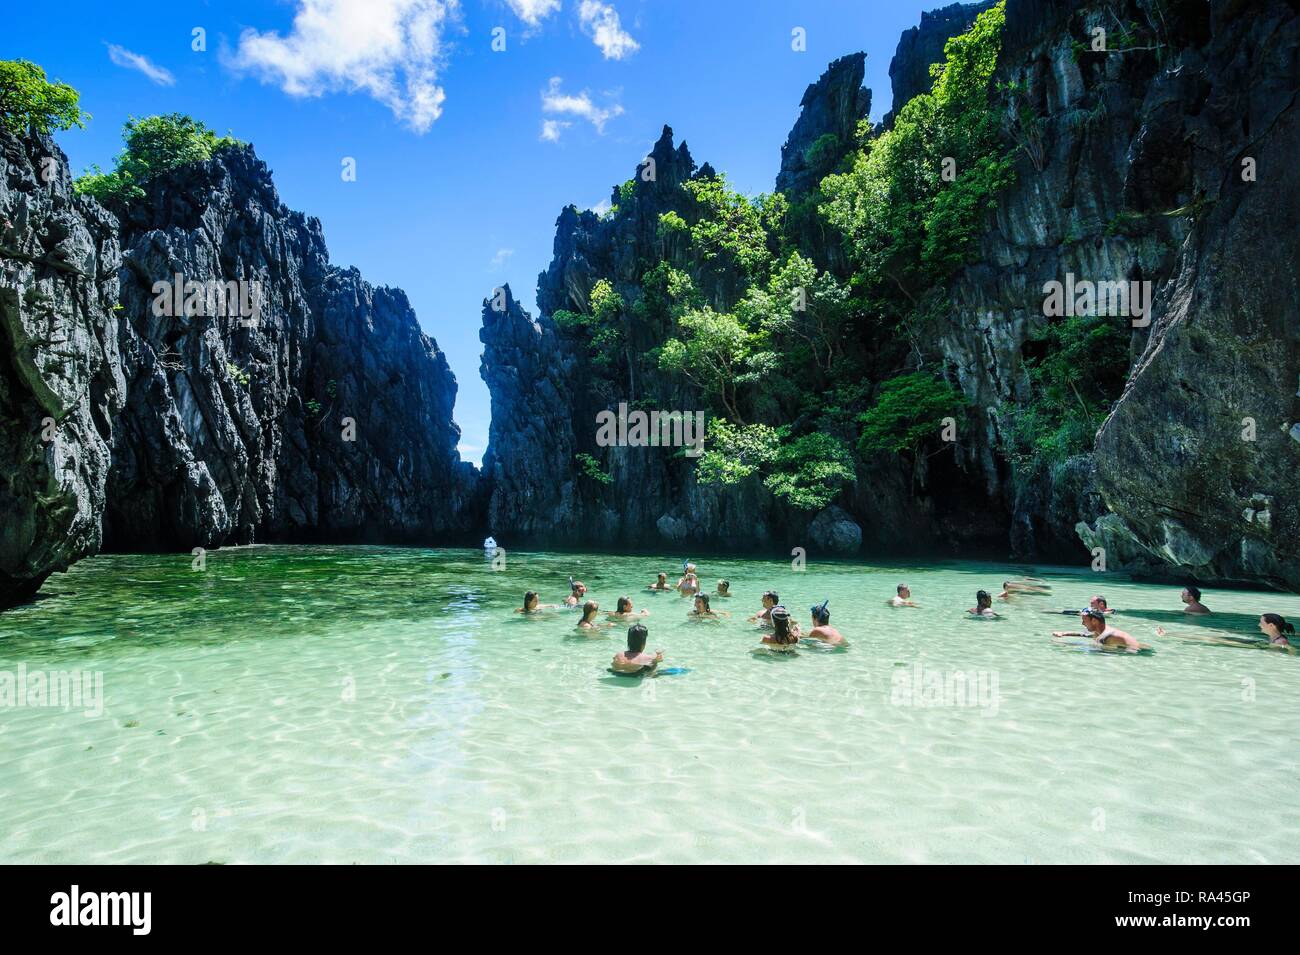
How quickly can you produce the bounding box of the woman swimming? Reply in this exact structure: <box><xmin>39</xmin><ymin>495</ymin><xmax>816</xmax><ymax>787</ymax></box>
<box><xmin>1260</xmin><ymin>613</ymin><xmax>1296</xmax><ymax>647</ymax></box>
<box><xmin>647</xmin><ymin>572</ymin><xmax>672</xmax><ymax>592</ymax></box>
<box><xmin>610</xmin><ymin>623</ymin><xmax>663</xmax><ymax>675</ymax></box>
<box><xmin>688</xmin><ymin>593</ymin><xmax>728</xmax><ymax>621</ymax></box>
<box><xmin>968</xmin><ymin>590</ymin><xmax>999</xmax><ymax>618</ymax></box>
<box><xmin>676</xmin><ymin>563</ymin><xmax>700</xmax><ymax>597</ymax></box>
<box><xmin>715</xmin><ymin>579</ymin><xmax>731</xmax><ymax>597</ymax></box>
<box><xmin>749</xmin><ymin>590</ymin><xmax>780</xmax><ymax>625</ymax></box>
<box><xmin>515</xmin><ymin>591</ymin><xmax>559</xmax><ymax>614</ymax></box>
<box><xmin>607</xmin><ymin>595</ymin><xmax>649</xmax><ymax>620</ymax></box>
<box><xmin>563</xmin><ymin>579</ymin><xmax>588</xmax><ymax>607</ymax></box>
<box><xmin>575</xmin><ymin>600</ymin><xmax>612</xmax><ymax>631</ymax></box>
<box><xmin>759</xmin><ymin>606</ymin><xmax>801</xmax><ymax>652</ymax></box>
<box><xmin>803</xmin><ymin>600</ymin><xmax>846</xmax><ymax>646</ymax></box>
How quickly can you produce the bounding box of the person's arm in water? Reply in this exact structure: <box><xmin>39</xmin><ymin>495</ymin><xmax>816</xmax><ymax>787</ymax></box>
<box><xmin>1051</xmin><ymin>628</ymin><xmax>1087</xmax><ymax>637</ymax></box>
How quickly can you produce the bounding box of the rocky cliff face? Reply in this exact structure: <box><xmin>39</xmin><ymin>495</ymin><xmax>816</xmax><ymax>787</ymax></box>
<box><xmin>1</xmin><ymin>132</ymin><xmax>477</xmax><ymax>607</ymax></box>
<box><xmin>776</xmin><ymin>53</ymin><xmax>872</xmax><ymax>198</ymax></box>
<box><xmin>885</xmin><ymin>1</ymin><xmax>997</xmax><ymax>128</ymax></box>
<box><xmin>0</xmin><ymin>131</ymin><xmax>123</xmax><ymax>606</ymax></box>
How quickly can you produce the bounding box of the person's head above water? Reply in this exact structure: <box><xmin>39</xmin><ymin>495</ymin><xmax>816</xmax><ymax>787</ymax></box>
<box><xmin>897</xmin><ymin>583</ymin><xmax>910</xmax><ymax>597</ymax></box>
<box><xmin>694</xmin><ymin>593</ymin><xmax>711</xmax><ymax>612</ymax></box>
<box><xmin>975</xmin><ymin>590</ymin><xmax>992</xmax><ymax>610</ymax></box>
<box><xmin>523</xmin><ymin>591</ymin><xmax>538</xmax><ymax>610</ymax></box>
<box><xmin>1090</xmin><ymin>595</ymin><xmax>1108</xmax><ymax>610</ymax></box>
<box><xmin>581</xmin><ymin>599</ymin><xmax>599</xmax><ymax>621</ymax></box>
<box><xmin>762</xmin><ymin>590</ymin><xmax>779</xmax><ymax>608</ymax></box>
<box><xmin>717</xmin><ymin>579</ymin><xmax>730</xmax><ymax>594</ymax></box>
<box><xmin>616</xmin><ymin>596</ymin><xmax>632</xmax><ymax>613</ymax></box>
<box><xmin>570</xmin><ymin>579</ymin><xmax>587</xmax><ymax>596</ymax></box>
<box><xmin>626</xmin><ymin>623</ymin><xmax>649</xmax><ymax>654</ymax></box>
<box><xmin>810</xmin><ymin>600</ymin><xmax>830</xmax><ymax>625</ymax></box>
<box><xmin>1080</xmin><ymin>609</ymin><xmax>1107</xmax><ymax>633</ymax></box>
<box><xmin>770</xmin><ymin>606</ymin><xmax>797</xmax><ymax>644</ymax></box>
<box><xmin>1260</xmin><ymin>613</ymin><xmax>1295</xmax><ymax>641</ymax></box>
<box><xmin>656</xmin><ymin>572</ymin><xmax>667</xmax><ymax>583</ymax></box>
<box><xmin>1182</xmin><ymin>584</ymin><xmax>1201</xmax><ymax>602</ymax></box>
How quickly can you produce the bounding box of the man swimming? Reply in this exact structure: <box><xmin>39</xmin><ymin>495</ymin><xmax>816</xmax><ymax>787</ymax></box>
<box><xmin>968</xmin><ymin>590</ymin><xmax>999</xmax><ymax>618</ymax></box>
<box><xmin>607</xmin><ymin>596</ymin><xmax>649</xmax><ymax>620</ymax></box>
<box><xmin>516</xmin><ymin>591</ymin><xmax>559</xmax><ymax>614</ymax></box>
<box><xmin>804</xmin><ymin>600</ymin><xmax>846</xmax><ymax>646</ymax></box>
<box><xmin>749</xmin><ymin>590</ymin><xmax>780</xmax><ymax>625</ymax></box>
<box><xmin>889</xmin><ymin>584</ymin><xmax>918</xmax><ymax>608</ymax></box>
<box><xmin>564</xmin><ymin>579</ymin><xmax>589</xmax><ymax>607</ymax></box>
<box><xmin>611</xmin><ymin>623</ymin><xmax>663</xmax><ymax>675</ymax></box>
<box><xmin>647</xmin><ymin>573</ymin><xmax>672</xmax><ymax>592</ymax></box>
<box><xmin>715</xmin><ymin>579</ymin><xmax>732</xmax><ymax>597</ymax></box>
<box><xmin>1181</xmin><ymin>585</ymin><xmax>1211</xmax><ymax>615</ymax></box>
<box><xmin>1044</xmin><ymin>595</ymin><xmax>1115</xmax><ymax>616</ymax></box>
<box><xmin>1055</xmin><ymin>609</ymin><xmax>1144</xmax><ymax>652</ymax></box>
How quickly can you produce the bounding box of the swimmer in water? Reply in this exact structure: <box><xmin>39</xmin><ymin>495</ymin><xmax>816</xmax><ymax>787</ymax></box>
<box><xmin>804</xmin><ymin>600</ymin><xmax>846</xmax><ymax>646</ymax></box>
<box><xmin>676</xmin><ymin>563</ymin><xmax>700</xmax><ymax>597</ymax></box>
<box><xmin>1043</xmin><ymin>595</ymin><xmax>1115</xmax><ymax>616</ymax></box>
<box><xmin>688</xmin><ymin>593</ymin><xmax>729</xmax><ymax>621</ymax></box>
<box><xmin>1003</xmin><ymin>578</ymin><xmax>1052</xmax><ymax>595</ymax></box>
<box><xmin>889</xmin><ymin>583</ymin><xmax>919</xmax><ymax>608</ymax></box>
<box><xmin>564</xmin><ymin>579</ymin><xmax>588</xmax><ymax>607</ymax></box>
<box><xmin>515</xmin><ymin>591</ymin><xmax>559</xmax><ymax>614</ymax></box>
<box><xmin>968</xmin><ymin>590</ymin><xmax>999</xmax><ymax>618</ymax></box>
<box><xmin>1260</xmin><ymin>613</ymin><xmax>1296</xmax><ymax>648</ymax></box>
<box><xmin>759</xmin><ymin>606</ymin><xmax>801</xmax><ymax>652</ymax></box>
<box><xmin>575</xmin><ymin>600</ymin><xmax>613</xmax><ymax>631</ymax></box>
<box><xmin>607</xmin><ymin>595</ymin><xmax>649</xmax><ymax>621</ymax></box>
<box><xmin>611</xmin><ymin>623</ymin><xmax>663</xmax><ymax>675</ymax></box>
<box><xmin>1055</xmin><ymin>609</ymin><xmax>1145</xmax><ymax>652</ymax></box>
<box><xmin>647</xmin><ymin>572</ymin><xmax>672</xmax><ymax>592</ymax></box>
<box><xmin>715</xmin><ymin>579</ymin><xmax>732</xmax><ymax>597</ymax></box>
<box><xmin>749</xmin><ymin>590</ymin><xmax>780</xmax><ymax>625</ymax></box>
<box><xmin>1181</xmin><ymin>584</ymin><xmax>1210</xmax><ymax>615</ymax></box>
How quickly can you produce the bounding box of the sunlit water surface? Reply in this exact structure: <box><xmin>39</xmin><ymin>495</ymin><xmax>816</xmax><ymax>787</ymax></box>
<box><xmin>1</xmin><ymin>545</ymin><xmax>1297</xmax><ymax>864</ymax></box>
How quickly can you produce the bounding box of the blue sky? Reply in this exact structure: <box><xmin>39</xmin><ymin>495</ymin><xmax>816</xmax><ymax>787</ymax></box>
<box><xmin>5</xmin><ymin>0</ymin><xmax>939</xmax><ymax>464</ymax></box>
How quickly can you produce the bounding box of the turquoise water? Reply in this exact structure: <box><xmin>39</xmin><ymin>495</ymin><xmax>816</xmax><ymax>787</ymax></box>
<box><xmin>1</xmin><ymin>545</ymin><xmax>1297</xmax><ymax>864</ymax></box>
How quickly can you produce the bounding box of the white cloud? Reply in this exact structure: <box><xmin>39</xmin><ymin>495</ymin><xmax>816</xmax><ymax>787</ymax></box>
<box><xmin>106</xmin><ymin>44</ymin><xmax>175</xmax><ymax>86</ymax></box>
<box><xmin>489</xmin><ymin>247</ymin><xmax>515</xmax><ymax>268</ymax></box>
<box><xmin>228</xmin><ymin>0</ymin><xmax>459</xmax><ymax>134</ymax></box>
<box><xmin>577</xmin><ymin>1</ymin><xmax>638</xmax><ymax>60</ymax></box>
<box><xmin>505</xmin><ymin>0</ymin><xmax>560</xmax><ymax>27</ymax></box>
<box><xmin>540</xmin><ymin>77</ymin><xmax>623</xmax><ymax>141</ymax></box>
<box><xmin>539</xmin><ymin>118</ymin><xmax>571</xmax><ymax>142</ymax></box>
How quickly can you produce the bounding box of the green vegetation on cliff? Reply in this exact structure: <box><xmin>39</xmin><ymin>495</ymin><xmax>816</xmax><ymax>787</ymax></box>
<box><xmin>75</xmin><ymin>113</ymin><xmax>241</xmax><ymax>203</ymax></box>
<box><xmin>0</xmin><ymin>59</ymin><xmax>88</xmax><ymax>135</ymax></box>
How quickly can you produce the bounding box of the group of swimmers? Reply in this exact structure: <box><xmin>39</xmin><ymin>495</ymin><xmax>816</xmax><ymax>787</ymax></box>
<box><xmin>516</xmin><ymin>569</ymin><xmax>1297</xmax><ymax>672</ymax></box>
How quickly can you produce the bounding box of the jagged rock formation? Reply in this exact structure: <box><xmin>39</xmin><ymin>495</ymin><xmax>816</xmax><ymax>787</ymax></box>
<box><xmin>776</xmin><ymin>53</ymin><xmax>871</xmax><ymax>197</ymax></box>
<box><xmin>0</xmin><ymin>131</ymin><xmax>123</xmax><ymax>607</ymax></box>
<box><xmin>885</xmin><ymin>1</ymin><xmax>998</xmax><ymax>128</ymax></box>
<box><xmin>1</xmin><ymin>132</ymin><xmax>477</xmax><ymax>608</ymax></box>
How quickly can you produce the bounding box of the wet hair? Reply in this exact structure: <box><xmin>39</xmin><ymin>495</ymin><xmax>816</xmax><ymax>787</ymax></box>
<box><xmin>581</xmin><ymin>600</ymin><xmax>599</xmax><ymax>623</ymax></box>
<box><xmin>762</xmin><ymin>590</ymin><xmax>779</xmax><ymax>605</ymax></box>
<box><xmin>770</xmin><ymin>606</ymin><xmax>797</xmax><ymax>645</ymax></box>
<box><xmin>616</xmin><ymin>596</ymin><xmax>632</xmax><ymax>613</ymax></box>
<box><xmin>571</xmin><ymin>580</ymin><xmax>586</xmax><ymax>595</ymax></box>
<box><xmin>1262</xmin><ymin>613</ymin><xmax>1295</xmax><ymax>636</ymax></box>
<box><xmin>1185</xmin><ymin>584</ymin><xmax>1202</xmax><ymax>601</ymax></box>
<box><xmin>1003</xmin><ymin>581</ymin><xmax>1011</xmax><ymax>589</ymax></box>
<box><xmin>1091</xmin><ymin>595</ymin><xmax>1108</xmax><ymax>609</ymax></box>
<box><xmin>897</xmin><ymin>583</ymin><xmax>908</xmax><ymax>595</ymax></box>
<box><xmin>717</xmin><ymin>579</ymin><xmax>730</xmax><ymax>593</ymax></box>
<box><xmin>656</xmin><ymin>572</ymin><xmax>667</xmax><ymax>582</ymax></box>
<box><xmin>810</xmin><ymin>602</ymin><xmax>830</xmax><ymax>625</ymax></box>
<box><xmin>976</xmin><ymin>590</ymin><xmax>992</xmax><ymax>609</ymax></box>
<box><xmin>627</xmin><ymin>623</ymin><xmax>648</xmax><ymax>653</ymax></box>
<box><xmin>694</xmin><ymin>593</ymin><xmax>712</xmax><ymax>612</ymax></box>
<box><xmin>1083</xmin><ymin>609</ymin><xmax>1107</xmax><ymax>624</ymax></box>
<box><xmin>523</xmin><ymin>591</ymin><xmax>538</xmax><ymax>609</ymax></box>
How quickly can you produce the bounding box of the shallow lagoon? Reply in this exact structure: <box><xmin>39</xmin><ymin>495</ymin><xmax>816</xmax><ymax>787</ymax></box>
<box><xmin>1</xmin><ymin>545</ymin><xmax>1297</xmax><ymax>864</ymax></box>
